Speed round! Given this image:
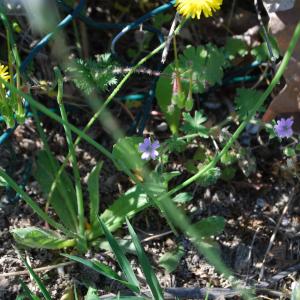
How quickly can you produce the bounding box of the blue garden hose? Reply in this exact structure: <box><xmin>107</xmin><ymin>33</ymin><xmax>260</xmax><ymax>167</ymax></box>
<box><xmin>20</xmin><ymin>0</ymin><xmax>86</xmax><ymax>73</ymax></box>
<box><xmin>111</xmin><ymin>1</ymin><xmax>175</xmax><ymax>59</ymax></box>
<box><xmin>0</xmin><ymin>0</ymin><xmax>86</xmax><ymax>145</ymax></box>
<box><xmin>57</xmin><ymin>0</ymin><xmax>165</xmax><ymax>47</ymax></box>
<box><xmin>110</xmin><ymin>1</ymin><xmax>176</xmax><ymax>134</ymax></box>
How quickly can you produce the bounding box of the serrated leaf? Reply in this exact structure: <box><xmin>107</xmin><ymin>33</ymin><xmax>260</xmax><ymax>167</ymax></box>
<box><xmin>197</xmin><ymin>167</ymin><xmax>221</xmax><ymax>186</ymax></box>
<box><xmin>179</xmin><ymin>44</ymin><xmax>226</xmax><ymax>93</ymax></box>
<box><xmin>182</xmin><ymin>111</ymin><xmax>209</xmax><ymax>137</ymax></box>
<box><xmin>68</xmin><ymin>53</ymin><xmax>118</xmax><ymax>95</ymax></box>
<box><xmin>220</xmin><ymin>151</ymin><xmax>237</xmax><ymax>166</ymax></box>
<box><xmin>251</xmin><ymin>35</ymin><xmax>279</xmax><ymax>62</ymax></box>
<box><xmin>224</xmin><ymin>38</ymin><xmax>248</xmax><ymax>60</ymax></box>
<box><xmin>234</xmin><ymin>88</ymin><xmax>263</xmax><ymax>120</ymax></box>
<box><xmin>221</xmin><ymin>166</ymin><xmax>237</xmax><ymax>182</ymax></box>
<box><xmin>159</xmin><ymin>244</ymin><xmax>185</xmax><ymax>273</ymax></box>
<box><xmin>166</xmin><ymin>136</ymin><xmax>187</xmax><ymax>153</ymax></box>
<box><xmin>12</xmin><ymin>227</ymin><xmax>75</xmax><ymax>249</ymax></box>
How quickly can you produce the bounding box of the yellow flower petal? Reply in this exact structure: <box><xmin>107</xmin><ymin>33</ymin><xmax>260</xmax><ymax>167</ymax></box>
<box><xmin>175</xmin><ymin>0</ymin><xmax>223</xmax><ymax>19</ymax></box>
<box><xmin>0</xmin><ymin>64</ymin><xmax>10</xmax><ymax>83</ymax></box>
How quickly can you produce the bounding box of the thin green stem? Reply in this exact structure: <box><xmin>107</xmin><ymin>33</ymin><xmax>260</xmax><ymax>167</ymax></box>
<box><xmin>166</xmin><ymin>21</ymin><xmax>300</xmax><ymax>199</ymax></box>
<box><xmin>31</xmin><ymin>107</ymin><xmax>51</xmax><ymax>153</ymax></box>
<box><xmin>47</xmin><ymin>19</ymin><xmax>187</xmax><ymax>214</ymax></box>
<box><xmin>54</xmin><ymin>68</ymin><xmax>85</xmax><ymax>242</ymax></box>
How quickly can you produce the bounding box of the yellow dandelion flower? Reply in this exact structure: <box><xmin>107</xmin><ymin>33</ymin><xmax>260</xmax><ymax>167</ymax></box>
<box><xmin>175</xmin><ymin>0</ymin><xmax>223</xmax><ymax>19</ymax></box>
<box><xmin>0</xmin><ymin>64</ymin><xmax>10</xmax><ymax>85</ymax></box>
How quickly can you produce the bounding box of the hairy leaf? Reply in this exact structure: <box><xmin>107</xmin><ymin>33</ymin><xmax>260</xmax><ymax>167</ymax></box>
<box><xmin>182</xmin><ymin>111</ymin><xmax>209</xmax><ymax>137</ymax></box>
<box><xmin>68</xmin><ymin>53</ymin><xmax>118</xmax><ymax>95</ymax></box>
<box><xmin>234</xmin><ymin>88</ymin><xmax>264</xmax><ymax>120</ymax></box>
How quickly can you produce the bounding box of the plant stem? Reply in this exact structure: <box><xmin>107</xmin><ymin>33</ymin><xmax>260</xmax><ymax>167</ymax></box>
<box><xmin>54</xmin><ymin>68</ymin><xmax>86</xmax><ymax>245</ymax></box>
<box><xmin>46</xmin><ymin>19</ymin><xmax>187</xmax><ymax>217</ymax></box>
<box><xmin>166</xmin><ymin>21</ymin><xmax>300</xmax><ymax>199</ymax></box>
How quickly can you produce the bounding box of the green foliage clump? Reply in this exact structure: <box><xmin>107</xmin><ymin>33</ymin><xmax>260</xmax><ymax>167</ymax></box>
<box><xmin>68</xmin><ymin>53</ymin><xmax>119</xmax><ymax>95</ymax></box>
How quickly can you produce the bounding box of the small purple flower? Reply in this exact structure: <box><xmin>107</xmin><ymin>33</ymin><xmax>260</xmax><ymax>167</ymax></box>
<box><xmin>274</xmin><ymin>117</ymin><xmax>294</xmax><ymax>138</ymax></box>
<box><xmin>138</xmin><ymin>138</ymin><xmax>160</xmax><ymax>160</ymax></box>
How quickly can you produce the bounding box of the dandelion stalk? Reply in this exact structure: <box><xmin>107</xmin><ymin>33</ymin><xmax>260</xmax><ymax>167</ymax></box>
<box><xmin>54</xmin><ymin>67</ymin><xmax>86</xmax><ymax>250</ymax></box>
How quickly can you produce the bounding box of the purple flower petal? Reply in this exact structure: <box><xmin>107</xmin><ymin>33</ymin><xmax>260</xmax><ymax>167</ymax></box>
<box><xmin>141</xmin><ymin>152</ymin><xmax>151</xmax><ymax>160</ymax></box>
<box><xmin>274</xmin><ymin>117</ymin><xmax>294</xmax><ymax>138</ymax></box>
<box><xmin>286</xmin><ymin>118</ymin><xmax>294</xmax><ymax>127</ymax></box>
<box><xmin>138</xmin><ymin>138</ymin><xmax>160</xmax><ymax>161</ymax></box>
<box><xmin>150</xmin><ymin>150</ymin><xmax>159</xmax><ymax>160</ymax></box>
<box><xmin>152</xmin><ymin>140</ymin><xmax>160</xmax><ymax>150</ymax></box>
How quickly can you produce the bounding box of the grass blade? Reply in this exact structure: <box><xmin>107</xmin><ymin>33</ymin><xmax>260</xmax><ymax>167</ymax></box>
<box><xmin>18</xmin><ymin>280</ymin><xmax>41</xmax><ymax>300</ymax></box>
<box><xmin>98</xmin><ymin>217</ymin><xmax>140</xmax><ymax>293</ymax></box>
<box><xmin>126</xmin><ymin>219</ymin><xmax>163</xmax><ymax>300</ymax></box>
<box><xmin>88</xmin><ymin>161</ymin><xmax>103</xmax><ymax>229</ymax></box>
<box><xmin>62</xmin><ymin>254</ymin><xmax>137</xmax><ymax>292</ymax></box>
<box><xmin>16</xmin><ymin>249</ymin><xmax>52</xmax><ymax>300</ymax></box>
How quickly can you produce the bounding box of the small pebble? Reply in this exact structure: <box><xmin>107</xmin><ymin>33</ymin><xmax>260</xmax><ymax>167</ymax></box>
<box><xmin>281</xmin><ymin>216</ymin><xmax>290</xmax><ymax>226</ymax></box>
<box><xmin>156</xmin><ymin>122</ymin><xmax>168</xmax><ymax>132</ymax></box>
<box><xmin>256</xmin><ymin>198</ymin><xmax>265</xmax><ymax>209</ymax></box>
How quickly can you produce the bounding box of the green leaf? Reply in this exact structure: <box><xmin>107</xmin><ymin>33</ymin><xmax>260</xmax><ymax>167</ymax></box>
<box><xmin>12</xmin><ymin>227</ymin><xmax>75</xmax><ymax>249</ymax></box>
<box><xmin>172</xmin><ymin>192</ymin><xmax>193</xmax><ymax>204</ymax></box>
<box><xmin>62</xmin><ymin>254</ymin><xmax>137</xmax><ymax>292</ymax></box>
<box><xmin>234</xmin><ymin>88</ymin><xmax>263</xmax><ymax>120</ymax></box>
<box><xmin>191</xmin><ymin>216</ymin><xmax>225</xmax><ymax>237</ymax></box>
<box><xmin>85</xmin><ymin>287</ymin><xmax>99</xmax><ymax>300</ymax></box>
<box><xmin>165</xmin><ymin>136</ymin><xmax>187</xmax><ymax>153</ymax></box>
<box><xmin>220</xmin><ymin>151</ymin><xmax>237</xmax><ymax>165</ymax></box>
<box><xmin>126</xmin><ymin>219</ymin><xmax>164</xmax><ymax>300</ymax></box>
<box><xmin>251</xmin><ymin>35</ymin><xmax>279</xmax><ymax>62</ymax></box>
<box><xmin>179</xmin><ymin>44</ymin><xmax>226</xmax><ymax>93</ymax></box>
<box><xmin>158</xmin><ymin>244</ymin><xmax>185</xmax><ymax>273</ymax></box>
<box><xmin>224</xmin><ymin>38</ymin><xmax>248</xmax><ymax>60</ymax></box>
<box><xmin>33</xmin><ymin>151</ymin><xmax>78</xmax><ymax>231</ymax></box>
<box><xmin>155</xmin><ymin>64</ymin><xmax>181</xmax><ymax>134</ymax></box>
<box><xmin>17</xmin><ymin>250</ymin><xmax>52</xmax><ymax>300</ymax></box>
<box><xmin>220</xmin><ymin>166</ymin><xmax>237</xmax><ymax>182</ymax></box>
<box><xmin>91</xmin><ymin>186</ymin><xmax>149</xmax><ymax>239</ymax></box>
<box><xmin>197</xmin><ymin>167</ymin><xmax>221</xmax><ymax>187</ymax></box>
<box><xmin>112</xmin><ymin>137</ymin><xmax>144</xmax><ymax>172</ymax></box>
<box><xmin>99</xmin><ymin>237</ymin><xmax>136</xmax><ymax>255</ymax></box>
<box><xmin>161</xmin><ymin>171</ymin><xmax>181</xmax><ymax>184</ymax></box>
<box><xmin>18</xmin><ymin>280</ymin><xmax>41</xmax><ymax>300</ymax></box>
<box><xmin>68</xmin><ymin>53</ymin><xmax>119</xmax><ymax>95</ymax></box>
<box><xmin>182</xmin><ymin>111</ymin><xmax>209</xmax><ymax>137</ymax></box>
<box><xmin>98</xmin><ymin>217</ymin><xmax>140</xmax><ymax>293</ymax></box>
<box><xmin>284</xmin><ymin>147</ymin><xmax>296</xmax><ymax>157</ymax></box>
<box><xmin>88</xmin><ymin>161</ymin><xmax>103</xmax><ymax>229</ymax></box>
